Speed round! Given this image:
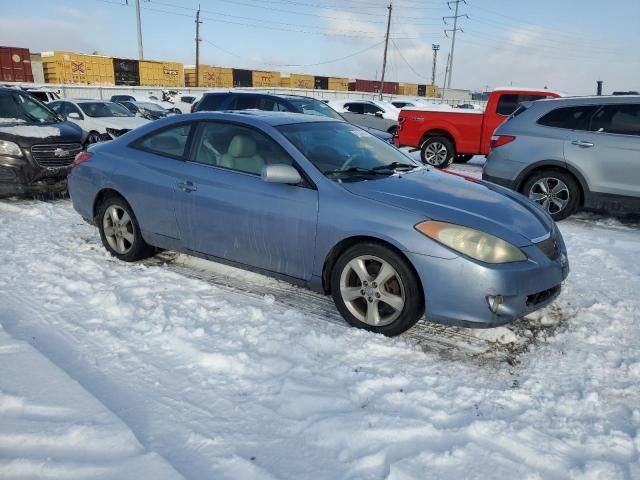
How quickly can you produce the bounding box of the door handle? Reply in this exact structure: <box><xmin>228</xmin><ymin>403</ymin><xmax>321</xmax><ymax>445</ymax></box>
<box><xmin>571</xmin><ymin>140</ymin><xmax>594</xmax><ymax>148</ymax></box>
<box><xmin>178</xmin><ymin>180</ymin><xmax>197</xmax><ymax>192</ymax></box>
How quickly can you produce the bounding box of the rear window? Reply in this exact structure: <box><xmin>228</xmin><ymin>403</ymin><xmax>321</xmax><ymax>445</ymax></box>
<box><xmin>496</xmin><ymin>94</ymin><xmax>549</xmax><ymax>116</ymax></box>
<box><xmin>537</xmin><ymin>105</ymin><xmax>598</xmax><ymax>130</ymax></box>
<box><xmin>196</xmin><ymin>93</ymin><xmax>229</xmax><ymax>112</ymax></box>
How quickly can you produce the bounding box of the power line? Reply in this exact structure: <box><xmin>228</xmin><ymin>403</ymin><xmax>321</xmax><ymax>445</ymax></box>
<box><xmin>443</xmin><ymin>0</ymin><xmax>467</xmax><ymax>88</ymax></box>
<box><xmin>390</xmin><ymin>39</ymin><xmax>430</xmax><ymax>80</ymax></box>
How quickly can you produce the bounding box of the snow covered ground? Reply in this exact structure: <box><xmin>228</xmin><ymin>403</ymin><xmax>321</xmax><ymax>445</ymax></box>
<box><xmin>0</xmin><ymin>159</ymin><xmax>639</xmax><ymax>479</ymax></box>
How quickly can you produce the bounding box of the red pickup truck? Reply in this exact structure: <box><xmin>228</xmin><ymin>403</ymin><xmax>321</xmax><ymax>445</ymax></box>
<box><xmin>396</xmin><ymin>88</ymin><xmax>561</xmax><ymax>168</ymax></box>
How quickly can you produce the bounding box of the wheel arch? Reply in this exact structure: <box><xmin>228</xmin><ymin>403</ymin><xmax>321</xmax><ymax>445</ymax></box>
<box><xmin>420</xmin><ymin>128</ymin><xmax>456</xmax><ymax>147</ymax></box>
<box><xmin>515</xmin><ymin>161</ymin><xmax>589</xmax><ymax>207</ymax></box>
<box><xmin>321</xmin><ymin>235</ymin><xmax>424</xmax><ymax>299</ymax></box>
<box><xmin>92</xmin><ymin>187</ymin><xmax>130</xmax><ymax>221</ymax></box>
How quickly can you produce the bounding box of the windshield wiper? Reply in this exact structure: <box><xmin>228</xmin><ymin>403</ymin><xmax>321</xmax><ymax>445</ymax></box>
<box><xmin>373</xmin><ymin>161</ymin><xmax>417</xmax><ymax>171</ymax></box>
<box><xmin>324</xmin><ymin>167</ymin><xmax>393</xmax><ymax>177</ymax></box>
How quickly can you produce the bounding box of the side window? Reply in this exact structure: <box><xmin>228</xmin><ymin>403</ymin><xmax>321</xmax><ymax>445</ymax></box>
<box><xmin>537</xmin><ymin>105</ymin><xmax>597</xmax><ymax>130</ymax></box>
<box><xmin>67</xmin><ymin>103</ymin><xmax>83</xmax><ymax>118</ymax></box>
<box><xmin>190</xmin><ymin>122</ymin><xmax>294</xmax><ymax>176</ymax></box>
<box><xmin>344</xmin><ymin>103</ymin><xmax>364</xmax><ymax>114</ymax></box>
<box><xmin>49</xmin><ymin>102</ymin><xmax>63</xmax><ymax>113</ymax></box>
<box><xmin>197</xmin><ymin>93</ymin><xmax>229</xmax><ymax>112</ymax></box>
<box><xmin>180</xmin><ymin>96</ymin><xmax>195</xmax><ymax>104</ymax></box>
<box><xmin>590</xmin><ymin>104</ymin><xmax>640</xmax><ymax>136</ymax></box>
<box><xmin>496</xmin><ymin>94</ymin><xmax>548</xmax><ymax>116</ymax></box>
<box><xmin>233</xmin><ymin>95</ymin><xmax>258</xmax><ymax>110</ymax></box>
<box><xmin>364</xmin><ymin>104</ymin><xmax>383</xmax><ymax>115</ymax></box>
<box><xmin>134</xmin><ymin>124</ymin><xmax>192</xmax><ymax>159</ymax></box>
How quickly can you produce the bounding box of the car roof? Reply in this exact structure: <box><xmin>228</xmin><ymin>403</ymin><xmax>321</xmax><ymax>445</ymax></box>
<box><xmin>190</xmin><ymin>110</ymin><xmax>339</xmax><ymax>126</ymax></box>
<box><xmin>535</xmin><ymin>95</ymin><xmax>640</xmax><ymax>107</ymax></box>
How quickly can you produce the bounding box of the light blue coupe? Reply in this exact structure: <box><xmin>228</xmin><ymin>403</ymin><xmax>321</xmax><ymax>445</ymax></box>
<box><xmin>68</xmin><ymin>111</ymin><xmax>569</xmax><ymax>336</ymax></box>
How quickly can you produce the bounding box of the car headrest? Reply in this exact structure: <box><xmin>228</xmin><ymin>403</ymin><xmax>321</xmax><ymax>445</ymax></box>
<box><xmin>610</xmin><ymin>110</ymin><xmax>640</xmax><ymax>134</ymax></box>
<box><xmin>228</xmin><ymin>135</ymin><xmax>257</xmax><ymax>157</ymax></box>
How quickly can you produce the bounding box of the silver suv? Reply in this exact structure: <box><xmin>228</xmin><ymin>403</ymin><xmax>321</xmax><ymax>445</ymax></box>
<box><xmin>483</xmin><ymin>96</ymin><xmax>640</xmax><ymax>220</ymax></box>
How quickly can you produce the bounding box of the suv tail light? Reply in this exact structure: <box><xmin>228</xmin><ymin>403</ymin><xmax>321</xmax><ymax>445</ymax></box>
<box><xmin>73</xmin><ymin>151</ymin><xmax>93</xmax><ymax>167</ymax></box>
<box><xmin>490</xmin><ymin>135</ymin><xmax>516</xmax><ymax>150</ymax></box>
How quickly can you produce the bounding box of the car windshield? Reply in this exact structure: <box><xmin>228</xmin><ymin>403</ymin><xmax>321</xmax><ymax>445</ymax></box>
<box><xmin>80</xmin><ymin>102</ymin><xmax>133</xmax><ymax>118</ymax></box>
<box><xmin>286</xmin><ymin>97</ymin><xmax>344</xmax><ymax>121</ymax></box>
<box><xmin>278</xmin><ymin>121</ymin><xmax>418</xmax><ymax>182</ymax></box>
<box><xmin>0</xmin><ymin>91</ymin><xmax>59</xmax><ymax>124</ymax></box>
<box><xmin>136</xmin><ymin>102</ymin><xmax>166</xmax><ymax>112</ymax></box>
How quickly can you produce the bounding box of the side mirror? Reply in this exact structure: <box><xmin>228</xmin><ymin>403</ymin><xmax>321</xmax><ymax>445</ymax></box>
<box><xmin>261</xmin><ymin>164</ymin><xmax>302</xmax><ymax>185</ymax></box>
<box><xmin>68</xmin><ymin>112</ymin><xmax>81</xmax><ymax>120</ymax></box>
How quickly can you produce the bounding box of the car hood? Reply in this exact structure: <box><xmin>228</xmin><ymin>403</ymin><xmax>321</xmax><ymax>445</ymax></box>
<box><xmin>341</xmin><ymin>168</ymin><xmax>553</xmax><ymax>247</ymax></box>
<box><xmin>92</xmin><ymin>117</ymin><xmax>149</xmax><ymax>130</ymax></box>
<box><xmin>0</xmin><ymin>121</ymin><xmax>83</xmax><ymax>147</ymax></box>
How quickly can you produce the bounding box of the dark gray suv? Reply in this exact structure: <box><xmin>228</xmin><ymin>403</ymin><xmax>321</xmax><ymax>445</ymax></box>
<box><xmin>483</xmin><ymin>96</ymin><xmax>640</xmax><ymax>220</ymax></box>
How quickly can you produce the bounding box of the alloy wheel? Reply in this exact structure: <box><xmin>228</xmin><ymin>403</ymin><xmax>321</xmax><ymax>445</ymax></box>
<box><xmin>339</xmin><ymin>255</ymin><xmax>406</xmax><ymax>327</ymax></box>
<box><xmin>423</xmin><ymin>142</ymin><xmax>449</xmax><ymax>166</ymax></box>
<box><xmin>529</xmin><ymin>177</ymin><xmax>570</xmax><ymax>215</ymax></box>
<box><xmin>103</xmin><ymin>205</ymin><xmax>135</xmax><ymax>254</ymax></box>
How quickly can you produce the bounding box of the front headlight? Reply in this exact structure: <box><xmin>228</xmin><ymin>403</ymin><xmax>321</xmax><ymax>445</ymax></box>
<box><xmin>0</xmin><ymin>140</ymin><xmax>23</xmax><ymax>157</ymax></box>
<box><xmin>415</xmin><ymin>220</ymin><xmax>527</xmax><ymax>264</ymax></box>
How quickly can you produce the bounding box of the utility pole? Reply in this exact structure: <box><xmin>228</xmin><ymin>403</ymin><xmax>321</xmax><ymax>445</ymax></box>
<box><xmin>442</xmin><ymin>52</ymin><xmax>450</xmax><ymax>93</ymax></box>
<box><xmin>134</xmin><ymin>0</ymin><xmax>144</xmax><ymax>59</ymax></box>
<box><xmin>195</xmin><ymin>4</ymin><xmax>202</xmax><ymax>87</ymax></box>
<box><xmin>443</xmin><ymin>0</ymin><xmax>467</xmax><ymax>89</ymax></box>
<box><xmin>431</xmin><ymin>44</ymin><xmax>440</xmax><ymax>86</ymax></box>
<box><xmin>379</xmin><ymin>2</ymin><xmax>392</xmax><ymax>100</ymax></box>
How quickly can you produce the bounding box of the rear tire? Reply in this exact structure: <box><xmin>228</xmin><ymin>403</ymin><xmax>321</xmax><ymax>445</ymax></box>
<box><xmin>521</xmin><ymin>169</ymin><xmax>580</xmax><ymax>221</ymax></box>
<box><xmin>330</xmin><ymin>242</ymin><xmax>424</xmax><ymax>337</ymax></box>
<box><xmin>96</xmin><ymin>194</ymin><xmax>155</xmax><ymax>262</ymax></box>
<box><xmin>420</xmin><ymin>136</ymin><xmax>454</xmax><ymax>169</ymax></box>
<box><xmin>454</xmin><ymin>154</ymin><xmax>473</xmax><ymax>163</ymax></box>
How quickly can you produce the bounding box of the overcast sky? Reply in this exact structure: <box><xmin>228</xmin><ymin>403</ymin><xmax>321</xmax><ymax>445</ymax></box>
<box><xmin>1</xmin><ymin>0</ymin><xmax>638</xmax><ymax>95</ymax></box>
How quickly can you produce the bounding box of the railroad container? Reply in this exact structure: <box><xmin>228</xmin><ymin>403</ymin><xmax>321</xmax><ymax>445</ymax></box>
<box><xmin>288</xmin><ymin>74</ymin><xmax>314</xmax><ymax>89</ymax></box>
<box><xmin>0</xmin><ymin>46</ymin><xmax>34</xmax><ymax>83</ymax></box>
<box><xmin>185</xmin><ymin>65</ymin><xmax>233</xmax><ymax>88</ymax></box>
<box><xmin>139</xmin><ymin>60</ymin><xmax>184</xmax><ymax>87</ymax></box>
<box><xmin>252</xmin><ymin>70</ymin><xmax>280</xmax><ymax>88</ymax></box>
<box><xmin>399</xmin><ymin>83</ymin><xmax>419</xmax><ymax>96</ymax></box>
<box><xmin>425</xmin><ymin>84</ymin><xmax>440</xmax><ymax>98</ymax></box>
<box><xmin>113</xmin><ymin>58</ymin><xmax>140</xmax><ymax>86</ymax></box>
<box><xmin>29</xmin><ymin>54</ymin><xmax>45</xmax><ymax>83</ymax></box>
<box><xmin>41</xmin><ymin>51</ymin><xmax>115</xmax><ymax>85</ymax></box>
<box><xmin>417</xmin><ymin>84</ymin><xmax>426</xmax><ymax>97</ymax></box>
<box><xmin>314</xmin><ymin>76</ymin><xmax>328</xmax><ymax>90</ymax></box>
<box><xmin>232</xmin><ymin>69</ymin><xmax>253</xmax><ymax>88</ymax></box>
<box><xmin>328</xmin><ymin>77</ymin><xmax>348</xmax><ymax>91</ymax></box>
<box><xmin>350</xmin><ymin>79</ymin><xmax>399</xmax><ymax>95</ymax></box>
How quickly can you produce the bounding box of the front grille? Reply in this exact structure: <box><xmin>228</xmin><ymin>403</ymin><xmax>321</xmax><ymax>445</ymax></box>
<box><xmin>31</xmin><ymin>143</ymin><xmax>83</xmax><ymax>168</ymax></box>
<box><xmin>0</xmin><ymin>166</ymin><xmax>16</xmax><ymax>181</ymax></box>
<box><xmin>535</xmin><ymin>234</ymin><xmax>560</xmax><ymax>259</ymax></box>
<box><xmin>526</xmin><ymin>285</ymin><xmax>561</xmax><ymax>307</ymax></box>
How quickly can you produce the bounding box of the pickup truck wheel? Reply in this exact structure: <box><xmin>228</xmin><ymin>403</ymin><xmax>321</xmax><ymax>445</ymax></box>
<box><xmin>454</xmin><ymin>154</ymin><xmax>473</xmax><ymax>163</ymax></box>
<box><xmin>420</xmin><ymin>136</ymin><xmax>454</xmax><ymax>169</ymax></box>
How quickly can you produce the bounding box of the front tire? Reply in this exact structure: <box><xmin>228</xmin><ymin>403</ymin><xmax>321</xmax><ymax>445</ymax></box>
<box><xmin>331</xmin><ymin>243</ymin><xmax>424</xmax><ymax>337</ymax></box>
<box><xmin>521</xmin><ymin>169</ymin><xmax>580</xmax><ymax>221</ymax></box>
<box><xmin>85</xmin><ymin>131</ymin><xmax>102</xmax><ymax>146</ymax></box>
<box><xmin>97</xmin><ymin>194</ymin><xmax>154</xmax><ymax>261</ymax></box>
<box><xmin>420</xmin><ymin>136</ymin><xmax>454</xmax><ymax>169</ymax></box>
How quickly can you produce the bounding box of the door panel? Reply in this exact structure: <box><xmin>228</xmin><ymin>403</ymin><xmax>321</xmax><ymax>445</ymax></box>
<box><xmin>565</xmin><ymin>131</ymin><xmax>640</xmax><ymax>198</ymax></box>
<box><xmin>179</xmin><ymin>164</ymin><xmax>318</xmax><ymax>280</ymax></box>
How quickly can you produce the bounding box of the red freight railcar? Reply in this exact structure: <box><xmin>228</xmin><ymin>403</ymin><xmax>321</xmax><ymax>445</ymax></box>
<box><xmin>348</xmin><ymin>79</ymin><xmax>399</xmax><ymax>95</ymax></box>
<box><xmin>0</xmin><ymin>46</ymin><xmax>34</xmax><ymax>83</ymax></box>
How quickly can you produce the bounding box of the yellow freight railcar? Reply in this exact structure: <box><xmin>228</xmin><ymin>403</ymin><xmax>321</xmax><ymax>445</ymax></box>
<box><xmin>425</xmin><ymin>85</ymin><xmax>440</xmax><ymax>98</ymax></box>
<box><xmin>139</xmin><ymin>60</ymin><xmax>184</xmax><ymax>87</ymax></box>
<box><xmin>252</xmin><ymin>70</ymin><xmax>280</xmax><ymax>88</ymax></box>
<box><xmin>328</xmin><ymin>77</ymin><xmax>348</xmax><ymax>91</ymax></box>
<box><xmin>40</xmin><ymin>51</ymin><xmax>115</xmax><ymax>85</ymax></box>
<box><xmin>184</xmin><ymin>65</ymin><xmax>233</xmax><ymax>88</ymax></box>
<box><xmin>281</xmin><ymin>74</ymin><xmax>314</xmax><ymax>89</ymax></box>
<box><xmin>399</xmin><ymin>83</ymin><xmax>419</xmax><ymax>96</ymax></box>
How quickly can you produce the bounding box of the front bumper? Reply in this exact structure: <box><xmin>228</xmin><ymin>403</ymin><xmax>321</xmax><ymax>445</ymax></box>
<box><xmin>0</xmin><ymin>155</ymin><xmax>70</xmax><ymax>197</ymax></box>
<box><xmin>406</xmin><ymin>245</ymin><xmax>569</xmax><ymax>328</ymax></box>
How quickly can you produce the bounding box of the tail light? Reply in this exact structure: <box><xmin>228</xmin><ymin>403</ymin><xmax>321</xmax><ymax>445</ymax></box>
<box><xmin>490</xmin><ymin>135</ymin><xmax>516</xmax><ymax>150</ymax></box>
<box><xmin>73</xmin><ymin>151</ymin><xmax>93</xmax><ymax>167</ymax></box>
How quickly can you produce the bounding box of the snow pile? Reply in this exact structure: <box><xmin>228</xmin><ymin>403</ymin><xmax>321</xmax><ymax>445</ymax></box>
<box><xmin>0</xmin><ymin>118</ymin><xmax>26</xmax><ymax>124</ymax></box>
<box><xmin>0</xmin><ymin>196</ymin><xmax>638</xmax><ymax>479</ymax></box>
<box><xmin>0</xmin><ymin>125</ymin><xmax>62</xmax><ymax>138</ymax></box>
